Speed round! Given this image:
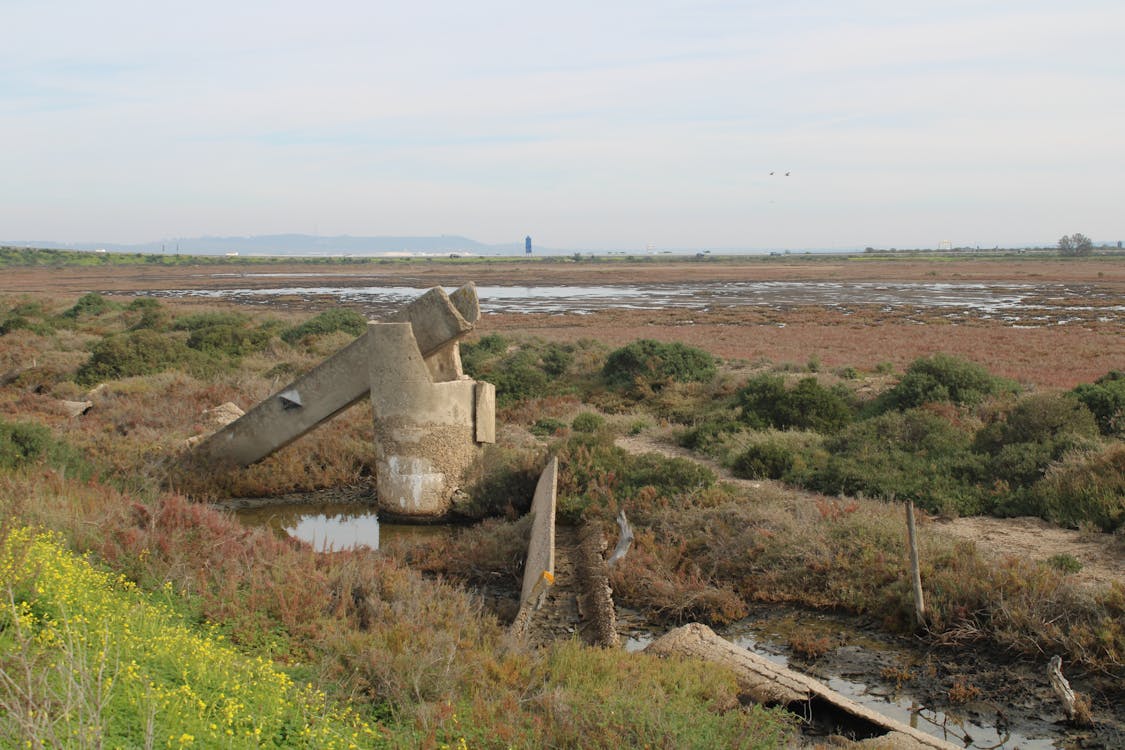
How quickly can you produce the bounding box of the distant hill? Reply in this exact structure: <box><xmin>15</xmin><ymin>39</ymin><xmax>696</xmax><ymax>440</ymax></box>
<box><xmin>3</xmin><ymin>234</ymin><xmax>524</xmax><ymax>256</ymax></box>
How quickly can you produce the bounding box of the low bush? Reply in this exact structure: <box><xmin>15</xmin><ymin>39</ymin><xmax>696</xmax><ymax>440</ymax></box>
<box><xmin>1072</xmin><ymin>371</ymin><xmax>1125</xmax><ymax>436</ymax></box>
<box><xmin>186</xmin><ymin>324</ymin><xmax>272</xmax><ymax>358</ymax></box>
<box><xmin>877</xmin><ymin>353</ymin><xmax>1017</xmax><ymax>411</ymax></box>
<box><xmin>556</xmin><ymin>433</ymin><xmax>715</xmax><ymax>522</ymax></box>
<box><xmin>602</xmin><ymin>339</ymin><xmax>716</xmax><ymax>394</ymax></box>
<box><xmin>809</xmin><ymin>409</ymin><xmax>985</xmax><ymax>515</ymax></box>
<box><xmin>172</xmin><ymin>311</ymin><xmax>249</xmax><ymax>332</ymax></box>
<box><xmin>280</xmin><ymin>308</ymin><xmax>367</xmax><ymax>344</ymax></box>
<box><xmin>75</xmin><ymin>329</ymin><xmax>215</xmax><ymax>386</ymax></box>
<box><xmin>462</xmin><ymin>338</ymin><xmax>587</xmax><ymax>408</ymax></box>
<box><xmin>61</xmin><ymin>292</ymin><xmax>114</xmax><ymax>320</ymax></box>
<box><xmin>0</xmin><ymin>419</ymin><xmax>94</xmax><ymax>479</ymax></box>
<box><xmin>731</xmin><ymin>441</ymin><xmax>796</xmax><ymax>480</ymax></box>
<box><xmin>1034</xmin><ymin>443</ymin><xmax>1125</xmax><ymax>531</ymax></box>
<box><xmin>570</xmin><ymin>411</ymin><xmax>605</xmax><ymax>433</ymax></box>
<box><xmin>531</xmin><ymin>418</ymin><xmax>567</xmax><ymax>437</ymax></box>
<box><xmin>737</xmin><ymin>374</ymin><xmax>855</xmax><ymax>433</ymax></box>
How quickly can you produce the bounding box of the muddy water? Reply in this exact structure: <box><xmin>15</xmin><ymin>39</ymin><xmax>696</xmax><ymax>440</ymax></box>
<box><xmin>145</xmin><ymin>280</ymin><xmax>1122</xmax><ymax>324</ymax></box>
<box><xmin>623</xmin><ymin>609</ymin><xmax>1064</xmax><ymax>750</ymax></box>
<box><xmin>235</xmin><ymin>501</ymin><xmax>451</xmax><ymax>551</ymax></box>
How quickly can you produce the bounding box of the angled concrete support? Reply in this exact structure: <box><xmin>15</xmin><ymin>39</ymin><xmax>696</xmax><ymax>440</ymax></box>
<box><xmin>196</xmin><ymin>284</ymin><xmax>483</xmax><ymax>468</ymax></box>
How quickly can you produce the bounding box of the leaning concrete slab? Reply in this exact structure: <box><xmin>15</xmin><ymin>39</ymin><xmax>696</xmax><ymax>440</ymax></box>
<box><xmin>196</xmin><ymin>284</ymin><xmax>480</xmax><ymax>467</ymax></box>
<box><xmin>509</xmin><ymin>457</ymin><xmax>558</xmax><ymax>643</ymax></box>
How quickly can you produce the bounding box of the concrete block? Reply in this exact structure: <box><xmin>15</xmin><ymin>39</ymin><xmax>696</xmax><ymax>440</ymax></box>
<box><xmin>475</xmin><ymin>382</ymin><xmax>496</xmax><ymax>444</ymax></box>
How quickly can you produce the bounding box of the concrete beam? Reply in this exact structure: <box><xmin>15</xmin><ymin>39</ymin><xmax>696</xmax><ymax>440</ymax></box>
<box><xmin>196</xmin><ymin>284</ymin><xmax>480</xmax><ymax>467</ymax></box>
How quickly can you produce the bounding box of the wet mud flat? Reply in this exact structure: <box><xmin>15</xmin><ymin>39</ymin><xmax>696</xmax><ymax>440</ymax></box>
<box><xmin>229</xmin><ymin>488</ymin><xmax>1123</xmax><ymax>748</ymax></box>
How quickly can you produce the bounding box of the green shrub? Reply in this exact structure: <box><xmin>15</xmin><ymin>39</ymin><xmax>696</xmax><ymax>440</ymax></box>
<box><xmin>602</xmin><ymin>340</ymin><xmax>716</xmax><ymax>393</ymax></box>
<box><xmin>571</xmin><ymin>412</ymin><xmax>605</xmax><ymax>433</ymax></box>
<box><xmin>810</xmin><ymin>409</ymin><xmax>984</xmax><ymax>515</ymax></box>
<box><xmin>186</xmin><ymin>324</ymin><xmax>272</xmax><ymax>358</ymax></box>
<box><xmin>75</xmin><ymin>330</ymin><xmax>212</xmax><ymax>386</ymax></box>
<box><xmin>0</xmin><ymin>420</ymin><xmax>51</xmax><ymax>471</ymax></box>
<box><xmin>1045</xmin><ymin>554</ymin><xmax>1083</xmax><ymax>574</ymax></box>
<box><xmin>973</xmin><ymin>393</ymin><xmax>1101</xmax><ymax>489</ymax></box>
<box><xmin>462</xmin><ymin>338</ymin><xmax>585</xmax><ymax>408</ymax></box>
<box><xmin>0</xmin><ymin>419</ymin><xmax>92</xmax><ymax>479</ymax></box>
<box><xmin>280</xmin><ymin>308</ymin><xmax>367</xmax><ymax>344</ymax></box>
<box><xmin>172</xmin><ymin>311</ymin><xmax>249</xmax><ymax>332</ymax></box>
<box><xmin>731</xmin><ymin>442</ymin><xmax>795</xmax><ymax>480</ymax></box>
<box><xmin>737</xmin><ymin>375</ymin><xmax>854</xmax><ymax>433</ymax></box>
<box><xmin>1034</xmin><ymin>443</ymin><xmax>1125</xmax><ymax>531</ymax></box>
<box><xmin>460</xmin><ymin>333</ymin><xmax>510</xmax><ymax>376</ymax></box>
<box><xmin>531</xmin><ymin>418</ymin><xmax>567</xmax><ymax>437</ymax></box>
<box><xmin>126</xmin><ymin>297</ymin><xmax>167</xmax><ymax>330</ymax></box>
<box><xmin>878</xmin><ymin>353</ymin><xmax>1017</xmax><ymax>411</ymax></box>
<box><xmin>678</xmin><ymin>418</ymin><xmax>741</xmax><ymax>451</ymax></box>
<box><xmin>557</xmin><ymin>433</ymin><xmax>714</xmax><ymax>522</ymax></box>
<box><xmin>62</xmin><ymin>292</ymin><xmax>114</xmax><ymax>319</ymax></box>
<box><xmin>1071</xmin><ymin>371</ymin><xmax>1125</xmax><ymax>436</ymax></box>
<box><xmin>974</xmin><ymin>393</ymin><xmax>1099</xmax><ymax>451</ymax></box>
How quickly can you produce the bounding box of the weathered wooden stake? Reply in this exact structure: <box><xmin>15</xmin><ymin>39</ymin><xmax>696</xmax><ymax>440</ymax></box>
<box><xmin>906</xmin><ymin>499</ymin><xmax>926</xmax><ymax>627</ymax></box>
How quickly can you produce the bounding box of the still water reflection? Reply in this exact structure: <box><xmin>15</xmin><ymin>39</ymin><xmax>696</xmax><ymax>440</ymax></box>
<box><xmin>236</xmin><ymin>501</ymin><xmax>451</xmax><ymax>551</ymax></box>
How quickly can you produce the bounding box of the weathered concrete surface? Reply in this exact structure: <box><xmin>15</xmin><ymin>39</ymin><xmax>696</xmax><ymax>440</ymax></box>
<box><xmin>646</xmin><ymin>624</ymin><xmax>958</xmax><ymax>750</ymax></box>
<box><xmin>520</xmin><ymin>456</ymin><xmax>557</xmax><ymax>605</ymax></box>
<box><xmin>509</xmin><ymin>457</ymin><xmax>558</xmax><ymax>643</ymax></box>
<box><xmin>195</xmin><ymin>285</ymin><xmax>480</xmax><ymax>467</ymax></box>
<box><xmin>474</xmin><ymin>382</ymin><xmax>496</xmax><ymax>444</ymax></box>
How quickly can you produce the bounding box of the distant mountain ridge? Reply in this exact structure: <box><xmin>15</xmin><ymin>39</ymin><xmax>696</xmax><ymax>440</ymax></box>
<box><xmin>3</xmin><ymin>234</ymin><xmax>538</xmax><ymax>256</ymax></box>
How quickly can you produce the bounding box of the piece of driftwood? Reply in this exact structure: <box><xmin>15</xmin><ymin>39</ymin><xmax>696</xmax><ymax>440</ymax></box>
<box><xmin>606</xmin><ymin>509</ymin><xmax>634</xmax><ymax>569</ymax></box>
<box><xmin>1046</xmin><ymin>654</ymin><xmax>1091</xmax><ymax>726</ymax></box>
<box><xmin>646</xmin><ymin>623</ymin><xmax>958</xmax><ymax>750</ymax></box>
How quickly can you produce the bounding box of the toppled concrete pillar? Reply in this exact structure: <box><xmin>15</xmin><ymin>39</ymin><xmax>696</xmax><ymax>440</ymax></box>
<box><xmin>195</xmin><ymin>284</ymin><xmax>483</xmax><ymax>468</ymax></box>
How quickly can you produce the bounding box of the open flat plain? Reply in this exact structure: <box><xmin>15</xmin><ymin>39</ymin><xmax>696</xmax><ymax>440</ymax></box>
<box><xmin>9</xmin><ymin>254</ymin><xmax>1122</xmax><ymax>388</ymax></box>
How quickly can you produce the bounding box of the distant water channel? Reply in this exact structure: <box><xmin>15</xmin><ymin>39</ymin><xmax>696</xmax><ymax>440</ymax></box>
<box><xmin>148</xmin><ymin>278</ymin><xmax>1122</xmax><ymax>324</ymax></box>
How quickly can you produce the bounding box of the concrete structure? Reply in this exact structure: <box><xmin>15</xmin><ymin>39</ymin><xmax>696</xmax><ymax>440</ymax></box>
<box><xmin>509</xmin><ymin>457</ymin><xmax>558</xmax><ymax>642</ymax></box>
<box><xmin>195</xmin><ymin>283</ymin><xmax>495</xmax><ymax>518</ymax></box>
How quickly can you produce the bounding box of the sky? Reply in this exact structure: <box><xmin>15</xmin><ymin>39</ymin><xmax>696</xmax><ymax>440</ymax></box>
<box><xmin>2</xmin><ymin>0</ymin><xmax>1123</xmax><ymax>251</ymax></box>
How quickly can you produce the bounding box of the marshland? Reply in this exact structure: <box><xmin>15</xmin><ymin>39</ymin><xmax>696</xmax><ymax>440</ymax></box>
<box><xmin>1</xmin><ymin>248</ymin><xmax>1123</xmax><ymax>748</ymax></box>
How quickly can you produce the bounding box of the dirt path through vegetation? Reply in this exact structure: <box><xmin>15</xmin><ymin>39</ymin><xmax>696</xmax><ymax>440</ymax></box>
<box><xmin>615</xmin><ymin>434</ymin><xmax>1124</xmax><ymax>589</ymax></box>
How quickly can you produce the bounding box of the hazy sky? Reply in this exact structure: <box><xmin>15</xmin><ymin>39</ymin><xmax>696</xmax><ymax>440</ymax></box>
<box><xmin>3</xmin><ymin>1</ymin><xmax>1122</xmax><ymax>250</ymax></box>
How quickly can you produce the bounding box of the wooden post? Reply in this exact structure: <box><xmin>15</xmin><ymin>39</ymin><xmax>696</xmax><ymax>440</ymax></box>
<box><xmin>906</xmin><ymin>499</ymin><xmax>926</xmax><ymax>627</ymax></box>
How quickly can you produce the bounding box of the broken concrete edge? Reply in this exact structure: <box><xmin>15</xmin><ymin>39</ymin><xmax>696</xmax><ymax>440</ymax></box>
<box><xmin>645</xmin><ymin>623</ymin><xmax>958</xmax><ymax>750</ymax></box>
